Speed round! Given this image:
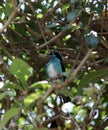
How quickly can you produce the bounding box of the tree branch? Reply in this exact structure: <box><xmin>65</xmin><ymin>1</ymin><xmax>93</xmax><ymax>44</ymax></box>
<box><xmin>0</xmin><ymin>2</ymin><xmax>22</xmax><ymax>34</ymax></box>
<box><xmin>37</xmin><ymin>29</ymin><xmax>68</xmax><ymax>50</ymax></box>
<box><xmin>36</xmin><ymin>48</ymin><xmax>93</xmax><ymax>126</ymax></box>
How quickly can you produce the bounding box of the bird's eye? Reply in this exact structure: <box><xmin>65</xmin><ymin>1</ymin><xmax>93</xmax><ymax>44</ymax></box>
<box><xmin>49</xmin><ymin>52</ymin><xmax>54</xmax><ymax>55</ymax></box>
<box><xmin>50</xmin><ymin>53</ymin><xmax>53</xmax><ymax>55</ymax></box>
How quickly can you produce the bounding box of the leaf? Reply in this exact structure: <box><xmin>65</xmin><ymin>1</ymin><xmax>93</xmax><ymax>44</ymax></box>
<box><xmin>0</xmin><ymin>6</ymin><xmax>4</xmax><ymax>19</ymax></box>
<box><xmin>24</xmin><ymin>93</ymin><xmax>41</xmax><ymax>108</ymax></box>
<box><xmin>37</xmin><ymin>13</ymin><xmax>43</xmax><ymax>19</ymax></box>
<box><xmin>96</xmin><ymin>1</ymin><xmax>104</xmax><ymax>14</ymax></box>
<box><xmin>9</xmin><ymin>58</ymin><xmax>33</xmax><ymax>88</ymax></box>
<box><xmin>63</xmin><ymin>71</ymin><xmax>71</xmax><ymax>79</ymax></box>
<box><xmin>0</xmin><ymin>93</ymin><xmax>5</xmax><ymax>100</ymax></box>
<box><xmin>5</xmin><ymin>0</ymin><xmax>13</xmax><ymax>17</ymax></box>
<box><xmin>67</xmin><ymin>10</ymin><xmax>79</xmax><ymax>22</ymax></box>
<box><xmin>32</xmin><ymin>2</ymin><xmax>47</xmax><ymax>13</ymax></box>
<box><xmin>15</xmin><ymin>24</ymin><xmax>26</xmax><ymax>37</ymax></box>
<box><xmin>77</xmin><ymin>69</ymin><xmax>108</xmax><ymax>94</ymax></box>
<box><xmin>81</xmin><ymin>11</ymin><xmax>90</xmax><ymax>26</ymax></box>
<box><xmin>30</xmin><ymin>81</ymin><xmax>51</xmax><ymax>90</ymax></box>
<box><xmin>0</xmin><ymin>108</ymin><xmax>20</xmax><ymax>130</ymax></box>
<box><xmin>89</xmin><ymin>2</ymin><xmax>96</xmax><ymax>12</ymax></box>
<box><xmin>89</xmin><ymin>1</ymin><xmax>104</xmax><ymax>14</ymax></box>
<box><xmin>4</xmin><ymin>81</ymin><xmax>23</xmax><ymax>90</ymax></box>
<box><xmin>84</xmin><ymin>30</ymin><xmax>99</xmax><ymax>48</ymax></box>
<box><xmin>62</xmin><ymin>3</ymin><xmax>70</xmax><ymax>13</ymax></box>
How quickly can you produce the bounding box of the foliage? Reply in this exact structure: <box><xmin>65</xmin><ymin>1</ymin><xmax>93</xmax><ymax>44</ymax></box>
<box><xmin>0</xmin><ymin>0</ymin><xmax>108</xmax><ymax>130</ymax></box>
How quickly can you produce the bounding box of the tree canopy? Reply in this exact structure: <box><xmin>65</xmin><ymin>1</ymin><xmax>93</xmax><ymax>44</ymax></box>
<box><xmin>0</xmin><ymin>0</ymin><xmax>108</xmax><ymax>130</ymax></box>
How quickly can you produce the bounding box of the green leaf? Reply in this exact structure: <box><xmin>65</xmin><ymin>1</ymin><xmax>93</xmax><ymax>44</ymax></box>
<box><xmin>24</xmin><ymin>93</ymin><xmax>41</xmax><ymax>108</ymax></box>
<box><xmin>5</xmin><ymin>0</ymin><xmax>13</xmax><ymax>17</ymax></box>
<box><xmin>84</xmin><ymin>30</ymin><xmax>99</xmax><ymax>48</ymax></box>
<box><xmin>37</xmin><ymin>13</ymin><xmax>43</xmax><ymax>19</ymax></box>
<box><xmin>81</xmin><ymin>11</ymin><xmax>90</xmax><ymax>26</ymax></box>
<box><xmin>89</xmin><ymin>1</ymin><xmax>104</xmax><ymax>14</ymax></box>
<box><xmin>9</xmin><ymin>58</ymin><xmax>33</xmax><ymax>88</ymax></box>
<box><xmin>30</xmin><ymin>81</ymin><xmax>51</xmax><ymax>90</ymax></box>
<box><xmin>15</xmin><ymin>24</ymin><xmax>26</xmax><ymax>37</ymax></box>
<box><xmin>77</xmin><ymin>69</ymin><xmax>108</xmax><ymax>94</ymax></box>
<box><xmin>0</xmin><ymin>6</ymin><xmax>4</xmax><ymax>19</ymax></box>
<box><xmin>96</xmin><ymin>1</ymin><xmax>104</xmax><ymax>14</ymax></box>
<box><xmin>67</xmin><ymin>10</ymin><xmax>79</xmax><ymax>22</ymax></box>
<box><xmin>32</xmin><ymin>2</ymin><xmax>47</xmax><ymax>13</ymax></box>
<box><xmin>4</xmin><ymin>81</ymin><xmax>23</xmax><ymax>90</ymax></box>
<box><xmin>62</xmin><ymin>3</ymin><xmax>70</xmax><ymax>13</ymax></box>
<box><xmin>0</xmin><ymin>93</ymin><xmax>5</xmax><ymax>100</ymax></box>
<box><xmin>0</xmin><ymin>108</ymin><xmax>20</xmax><ymax>130</ymax></box>
<box><xmin>89</xmin><ymin>2</ymin><xmax>96</xmax><ymax>12</ymax></box>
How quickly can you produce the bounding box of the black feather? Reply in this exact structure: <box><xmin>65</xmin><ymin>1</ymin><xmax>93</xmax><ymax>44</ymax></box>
<box><xmin>50</xmin><ymin>120</ymin><xmax>57</xmax><ymax>128</ymax></box>
<box><xmin>53</xmin><ymin>52</ymin><xmax>65</xmax><ymax>72</ymax></box>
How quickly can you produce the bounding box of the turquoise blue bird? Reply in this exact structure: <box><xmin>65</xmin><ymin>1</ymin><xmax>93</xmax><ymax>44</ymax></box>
<box><xmin>46</xmin><ymin>52</ymin><xmax>65</xmax><ymax>84</ymax></box>
<box><xmin>46</xmin><ymin>52</ymin><xmax>70</xmax><ymax>103</ymax></box>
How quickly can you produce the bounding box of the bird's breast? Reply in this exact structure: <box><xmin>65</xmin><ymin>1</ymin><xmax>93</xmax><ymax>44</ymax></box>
<box><xmin>47</xmin><ymin>63</ymin><xmax>58</xmax><ymax>78</ymax></box>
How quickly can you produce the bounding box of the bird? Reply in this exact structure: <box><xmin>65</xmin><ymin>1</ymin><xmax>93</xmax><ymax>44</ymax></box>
<box><xmin>46</xmin><ymin>51</ymin><xmax>65</xmax><ymax>84</ymax></box>
<box><xmin>46</xmin><ymin>52</ymin><xmax>71</xmax><ymax>129</ymax></box>
<box><xmin>46</xmin><ymin>52</ymin><xmax>71</xmax><ymax>102</ymax></box>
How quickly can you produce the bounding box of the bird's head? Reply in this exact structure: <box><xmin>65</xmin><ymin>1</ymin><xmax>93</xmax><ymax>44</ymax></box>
<box><xmin>49</xmin><ymin>52</ymin><xmax>62</xmax><ymax>61</ymax></box>
<box><xmin>49</xmin><ymin>53</ymin><xmax>56</xmax><ymax>59</ymax></box>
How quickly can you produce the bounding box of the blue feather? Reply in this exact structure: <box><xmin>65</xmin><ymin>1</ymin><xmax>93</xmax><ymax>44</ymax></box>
<box><xmin>46</xmin><ymin>52</ymin><xmax>66</xmax><ymax>83</ymax></box>
<box><xmin>46</xmin><ymin>54</ymin><xmax>63</xmax><ymax>81</ymax></box>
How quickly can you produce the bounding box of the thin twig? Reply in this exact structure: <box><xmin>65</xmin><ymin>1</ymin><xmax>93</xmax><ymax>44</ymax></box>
<box><xmin>71</xmin><ymin>49</ymin><xmax>82</xmax><ymax>72</ymax></box>
<box><xmin>0</xmin><ymin>42</ymin><xmax>12</xmax><ymax>60</ymax></box>
<box><xmin>73</xmin><ymin>48</ymin><xmax>93</xmax><ymax>74</ymax></box>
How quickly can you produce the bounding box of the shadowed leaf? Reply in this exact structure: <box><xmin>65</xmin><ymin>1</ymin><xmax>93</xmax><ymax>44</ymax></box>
<box><xmin>78</xmin><ymin>69</ymin><xmax>108</xmax><ymax>94</ymax></box>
